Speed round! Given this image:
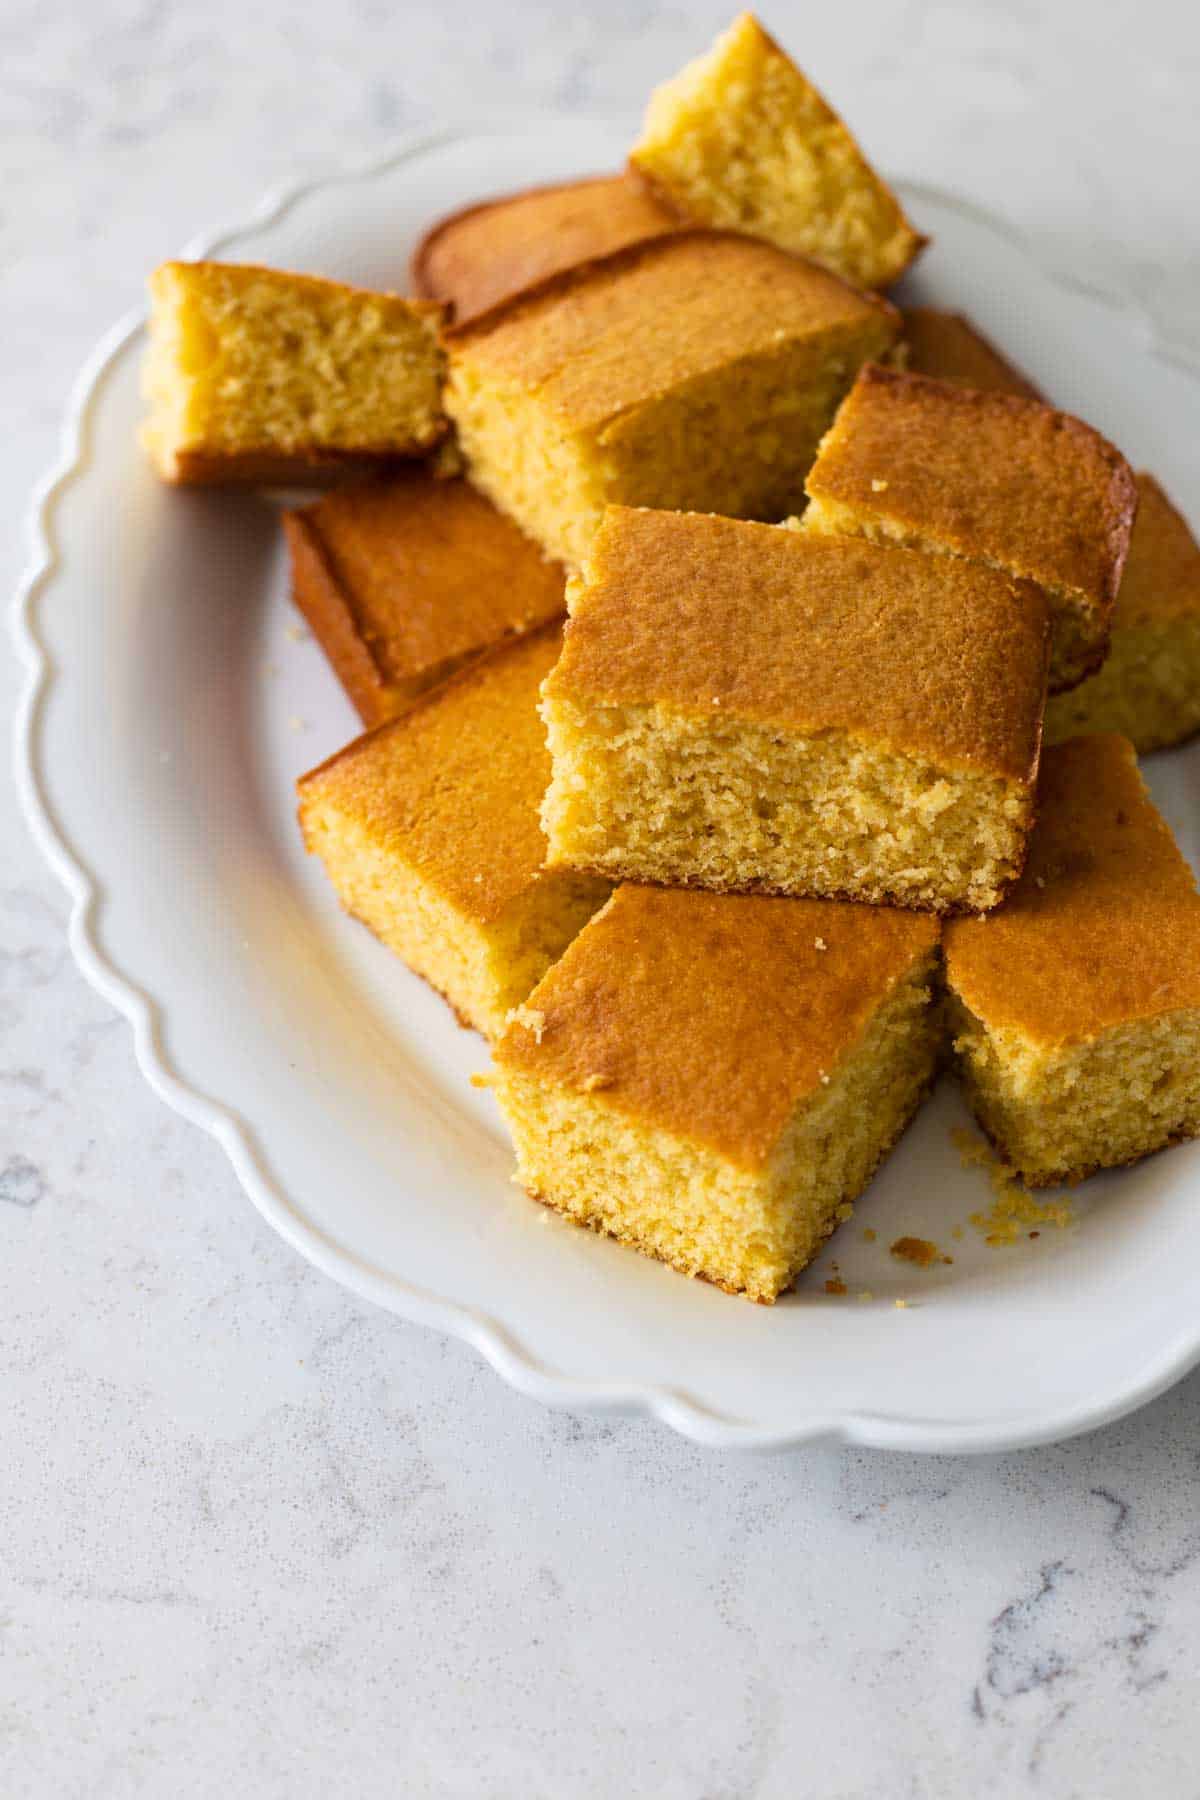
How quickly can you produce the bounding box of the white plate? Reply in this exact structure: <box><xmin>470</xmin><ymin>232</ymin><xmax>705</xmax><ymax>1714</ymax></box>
<box><xmin>15</xmin><ymin>121</ymin><xmax>1200</xmax><ymax>1453</ymax></box>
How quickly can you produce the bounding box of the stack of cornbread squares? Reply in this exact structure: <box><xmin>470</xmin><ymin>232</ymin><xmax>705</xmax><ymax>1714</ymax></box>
<box><xmin>140</xmin><ymin>12</ymin><xmax>1200</xmax><ymax>1304</ymax></box>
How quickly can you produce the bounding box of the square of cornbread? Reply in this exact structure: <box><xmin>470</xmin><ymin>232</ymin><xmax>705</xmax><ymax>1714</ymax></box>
<box><xmin>802</xmin><ymin>364</ymin><xmax>1138</xmax><ymax>692</ymax></box>
<box><xmin>443</xmin><ymin>230</ymin><xmax>899</xmax><ymax>567</ymax></box>
<box><xmin>411</xmin><ymin>175</ymin><xmax>679</xmax><ymax>327</ymax></box>
<box><xmin>1046</xmin><ymin>474</ymin><xmax>1200</xmax><ymax>754</ymax></box>
<box><xmin>540</xmin><ymin>508</ymin><xmax>1049</xmax><ymax>913</ymax></box>
<box><xmin>492</xmin><ymin>885</ymin><xmax>942</xmax><ymax>1303</ymax></box>
<box><xmin>284</xmin><ymin>471</ymin><xmax>565</xmax><ymax>728</ymax></box>
<box><xmin>900</xmin><ymin>308</ymin><xmax>1044</xmax><ymax>401</ymax></box>
<box><xmin>944</xmin><ymin>734</ymin><xmax>1200</xmax><ymax>1186</ymax></box>
<box><xmin>298</xmin><ymin>626</ymin><xmax>608</xmax><ymax>1041</ymax></box>
<box><xmin>142</xmin><ymin>261</ymin><xmax>445</xmax><ymax>484</ymax></box>
<box><xmin>630</xmin><ymin>13</ymin><xmax>924</xmax><ymax>290</ymax></box>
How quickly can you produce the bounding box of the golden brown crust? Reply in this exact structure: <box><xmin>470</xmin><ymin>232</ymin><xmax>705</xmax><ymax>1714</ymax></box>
<box><xmin>900</xmin><ymin>308</ymin><xmax>1044</xmax><ymax>401</ymax></box>
<box><xmin>805</xmin><ymin>364</ymin><xmax>1139</xmax><ymax>620</ymax></box>
<box><xmin>411</xmin><ymin>174</ymin><xmax>679</xmax><ymax>326</ymax></box>
<box><xmin>285</xmin><ymin>473</ymin><xmax>566</xmax><ymax>728</ymax></box>
<box><xmin>545</xmin><ymin>508</ymin><xmax>1049</xmax><ymax>783</ymax></box>
<box><xmin>153</xmin><ymin>443</ymin><xmax>429</xmax><ymax>487</ymax></box>
<box><xmin>297</xmin><ymin>623</ymin><xmax>565</xmax><ymax>925</ymax></box>
<box><xmin>1114</xmin><ymin>472</ymin><xmax>1200</xmax><ymax>629</ymax></box>
<box><xmin>944</xmin><ymin>734</ymin><xmax>1200</xmax><ymax>1047</ymax></box>
<box><xmin>445</xmin><ymin>229</ymin><xmax>901</xmax><ymax>433</ymax></box>
<box><xmin>494</xmin><ymin>884</ymin><xmax>939</xmax><ymax>1169</ymax></box>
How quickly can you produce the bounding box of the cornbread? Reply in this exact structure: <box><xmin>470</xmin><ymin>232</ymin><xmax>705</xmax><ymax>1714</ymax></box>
<box><xmin>901</xmin><ymin>307</ymin><xmax>1043</xmax><ymax>400</ymax></box>
<box><xmin>411</xmin><ymin>175</ymin><xmax>678</xmax><ymax>326</ymax></box>
<box><xmin>802</xmin><ymin>364</ymin><xmax>1138</xmax><ymax>691</ymax></box>
<box><xmin>1045</xmin><ymin>474</ymin><xmax>1200</xmax><ymax>753</ymax></box>
<box><xmin>284</xmin><ymin>472</ymin><xmax>565</xmax><ymax>727</ymax></box>
<box><xmin>944</xmin><ymin>734</ymin><xmax>1200</xmax><ymax>1186</ymax></box>
<box><xmin>298</xmin><ymin>626</ymin><xmax>608</xmax><ymax>1040</ymax></box>
<box><xmin>443</xmin><ymin>230</ymin><xmax>899</xmax><ymax>566</ymax></box>
<box><xmin>493</xmin><ymin>885</ymin><xmax>941</xmax><ymax>1302</ymax></box>
<box><xmin>630</xmin><ymin>13</ymin><xmax>924</xmax><ymax>290</ymax></box>
<box><xmin>540</xmin><ymin>508</ymin><xmax>1049</xmax><ymax>912</ymax></box>
<box><xmin>142</xmin><ymin>261</ymin><xmax>445</xmax><ymax>484</ymax></box>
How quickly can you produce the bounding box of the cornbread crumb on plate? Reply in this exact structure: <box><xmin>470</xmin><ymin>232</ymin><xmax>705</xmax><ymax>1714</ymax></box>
<box><xmin>944</xmin><ymin>734</ymin><xmax>1200</xmax><ymax>1186</ymax></box>
<box><xmin>492</xmin><ymin>885</ymin><xmax>941</xmax><ymax>1303</ymax></box>
<box><xmin>900</xmin><ymin>307</ymin><xmax>1044</xmax><ymax>400</ymax></box>
<box><xmin>284</xmin><ymin>471</ymin><xmax>565</xmax><ymax>727</ymax></box>
<box><xmin>297</xmin><ymin>625</ymin><xmax>608</xmax><ymax>1041</ymax></box>
<box><xmin>630</xmin><ymin>12</ymin><xmax>925</xmax><ymax>290</ymax></box>
<box><xmin>1045</xmin><ymin>474</ymin><xmax>1200</xmax><ymax>754</ymax></box>
<box><xmin>802</xmin><ymin>363</ymin><xmax>1138</xmax><ymax>692</ymax></box>
<box><xmin>410</xmin><ymin>174</ymin><xmax>678</xmax><ymax>326</ymax></box>
<box><xmin>141</xmin><ymin>261</ymin><xmax>445</xmax><ymax>485</ymax></box>
<box><xmin>540</xmin><ymin>507</ymin><xmax>1048</xmax><ymax>912</ymax></box>
<box><xmin>443</xmin><ymin>230</ymin><xmax>899</xmax><ymax>566</ymax></box>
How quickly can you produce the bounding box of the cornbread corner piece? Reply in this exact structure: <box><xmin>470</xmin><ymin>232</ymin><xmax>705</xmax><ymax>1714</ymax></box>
<box><xmin>802</xmin><ymin>364</ymin><xmax>1138</xmax><ymax>693</ymax></box>
<box><xmin>410</xmin><ymin>175</ymin><xmax>678</xmax><ymax>327</ymax></box>
<box><xmin>540</xmin><ymin>508</ymin><xmax>1049</xmax><ymax>913</ymax></box>
<box><xmin>493</xmin><ymin>886</ymin><xmax>942</xmax><ymax>1302</ymax></box>
<box><xmin>900</xmin><ymin>308</ymin><xmax>1043</xmax><ymax>401</ymax></box>
<box><xmin>443</xmin><ymin>230</ymin><xmax>899</xmax><ymax>566</ymax></box>
<box><xmin>1045</xmin><ymin>474</ymin><xmax>1200</xmax><ymax>754</ymax></box>
<box><xmin>944</xmin><ymin>733</ymin><xmax>1200</xmax><ymax>1187</ymax></box>
<box><xmin>629</xmin><ymin>12</ymin><xmax>925</xmax><ymax>290</ymax></box>
<box><xmin>141</xmin><ymin>261</ymin><xmax>445</xmax><ymax>485</ymax></box>
<box><xmin>284</xmin><ymin>471</ymin><xmax>565</xmax><ymax>728</ymax></box>
<box><xmin>297</xmin><ymin>625</ymin><xmax>608</xmax><ymax>1041</ymax></box>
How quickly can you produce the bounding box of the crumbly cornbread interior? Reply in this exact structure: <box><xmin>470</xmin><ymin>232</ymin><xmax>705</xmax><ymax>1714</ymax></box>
<box><xmin>541</xmin><ymin>702</ymin><xmax>1032</xmax><ymax>912</ymax></box>
<box><xmin>801</xmin><ymin>491</ymin><xmax>1101</xmax><ymax>695</ymax></box>
<box><xmin>631</xmin><ymin>13</ymin><xmax>922</xmax><ymax>289</ymax></box>
<box><xmin>495</xmin><ymin>944</ymin><xmax>941</xmax><ymax>1303</ymax></box>
<box><xmin>1044</xmin><ymin>618</ymin><xmax>1200</xmax><ymax>754</ymax></box>
<box><xmin>142</xmin><ymin>261</ymin><xmax>444</xmax><ymax>478</ymax></box>
<box><xmin>947</xmin><ymin>994</ymin><xmax>1200</xmax><ymax>1188</ymax></box>
<box><xmin>298</xmin><ymin>802</ymin><xmax>604</xmax><ymax>1041</ymax></box>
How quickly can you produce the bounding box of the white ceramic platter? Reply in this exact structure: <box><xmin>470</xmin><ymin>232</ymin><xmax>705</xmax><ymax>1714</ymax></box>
<box><xmin>15</xmin><ymin>120</ymin><xmax>1200</xmax><ymax>1453</ymax></box>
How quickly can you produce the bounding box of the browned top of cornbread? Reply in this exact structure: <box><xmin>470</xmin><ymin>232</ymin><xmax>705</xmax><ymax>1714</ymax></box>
<box><xmin>806</xmin><ymin>365</ymin><xmax>1138</xmax><ymax>609</ymax></box>
<box><xmin>298</xmin><ymin>624</ymin><xmax>562</xmax><ymax>924</ymax></box>
<box><xmin>545</xmin><ymin>507</ymin><xmax>1048</xmax><ymax>782</ymax></box>
<box><xmin>495</xmin><ymin>883</ymin><xmax>939</xmax><ymax>1169</ymax></box>
<box><xmin>287</xmin><ymin>472</ymin><xmax>565</xmax><ymax>707</ymax></box>
<box><xmin>901</xmin><ymin>308</ymin><xmax>1043</xmax><ymax>401</ymax></box>
<box><xmin>945</xmin><ymin>734</ymin><xmax>1200</xmax><ymax>1046</ymax></box>
<box><xmin>1115</xmin><ymin>473</ymin><xmax>1200</xmax><ymax>628</ymax></box>
<box><xmin>446</xmin><ymin>231</ymin><xmax>900</xmax><ymax>433</ymax></box>
<box><xmin>411</xmin><ymin>175</ymin><xmax>679</xmax><ymax>326</ymax></box>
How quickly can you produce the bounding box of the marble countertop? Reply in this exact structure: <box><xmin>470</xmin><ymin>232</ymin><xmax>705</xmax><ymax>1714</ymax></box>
<box><xmin>4</xmin><ymin>3</ymin><xmax>1200</xmax><ymax>1794</ymax></box>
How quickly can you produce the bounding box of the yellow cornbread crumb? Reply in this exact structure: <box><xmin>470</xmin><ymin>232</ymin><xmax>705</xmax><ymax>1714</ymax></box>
<box><xmin>507</xmin><ymin>1004</ymin><xmax>547</xmax><ymax>1043</ymax></box>
<box><xmin>952</xmin><ymin>1127</ymin><xmax>1075</xmax><ymax>1244</ymax></box>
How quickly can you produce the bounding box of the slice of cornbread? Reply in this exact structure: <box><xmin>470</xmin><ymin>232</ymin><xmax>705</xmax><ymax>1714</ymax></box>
<box><xmin>444</xmin><ymin>231</ymin><xmax>899</xmax><ymax>566</ymax></box>
<box><xmin>284</xmin><ymin>472</ymin><xmax>565</xmax><ymax>728</ymax></box>
<box><xmin>1045</xmin><ymin>475</ymin><xmax>1200</xmax><ymax>754</ymax></box>
<box><xmin>944</xmin><ymin>734</ymin><xmax>1200</xmax><ymax>1186</ymax></box>
<box><xmin>298</xmin><ymin>626</ymin><xmax>608</xmax><ymax>1040</ymax></box>
<box><xmin>411</xmin><ymin>175</ymin><xmax>678</xmax><ymax>326</ymax></box>
<box><xmin>540</xmin><ymin>508</ymin><xmax>1049</xmax><ymax>913</ymax></box>
<box><xmin>802</xmin><ymin>365</ymin><xmax>1138</xmax><ymax>692</ymax></box>
<box><xmin>901</xmin><ymin>308</ymin><xmax>1043</xmax><ymax>401</ymax></box>
<box><xmin>630</xmin><ymin>13</ymin><xmax>924</xmax><ymax>290</ymax></box>
<box><xmin>493</xmin><ymin>885</ymin><xmax>942</xmax><ymax>1302</ymax></box>
<box><xmin>142</xmin><ymin>261</ymin><xmax>445</xmax><ymax>484</ymax></box>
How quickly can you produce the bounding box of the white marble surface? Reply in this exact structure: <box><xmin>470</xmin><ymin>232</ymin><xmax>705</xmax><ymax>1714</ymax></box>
<box><xmin>4</xmin><ymin>3</ymin><xmax>1200</xmax><ymax>1794</ymax></box>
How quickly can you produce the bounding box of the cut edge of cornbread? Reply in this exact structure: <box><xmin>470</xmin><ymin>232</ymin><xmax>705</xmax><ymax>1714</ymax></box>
<box><xmin>494</xmin><ymin>937</ymin><xmax>942</xmax><ymax>1302</ymax></box>
<box><xmin>298</xmin><ymin>797</ymin><xmax>607</xmax><ymax>1042</ymax></box>
<box><xmin>447</xmin><ymin>310</ymin><xmax>897</xmax><ymax>567</ymax></box>
<box><xmin>629</xmin><ymin>12</ymin><xmax>925</xmax><ymax>290</ymax></box>
<box><xmin>540</xmin><ymin>698</ymin><xmax>1037</xmax><ymax>914</ymax></box>
<box><xmin>801</xmin><ymin>491</ymin><xmax>1110</xmax><ymax>694</ymax></box>
<box><xmin>142</xmin><ymin>260</ymin><xmax>446</xmax><ymax>485</ymax></box>
<box><xmin>947</xmin><ymin>991</ymin><xmax>1200</xmax><ymax>1188</ymax></box>
<box><xmin>1044</xmin><ymin>615</ymin><xmax>1200</xmax><ymax>754</ymax></box>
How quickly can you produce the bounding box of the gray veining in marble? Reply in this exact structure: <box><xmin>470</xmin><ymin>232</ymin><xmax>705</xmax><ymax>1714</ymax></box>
<box><xmin>4</xmin><ymin>2</ymin><xmax>1200</xmax><ymax>1795</ymax></box>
